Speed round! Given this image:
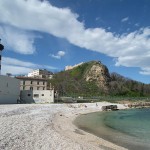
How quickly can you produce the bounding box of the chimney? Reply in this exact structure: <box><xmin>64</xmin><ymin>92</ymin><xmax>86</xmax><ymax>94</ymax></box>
<box><xmin>0</xmin><ymin>39</ymin><xmax>4</xmax><ymax>75</ymax></box>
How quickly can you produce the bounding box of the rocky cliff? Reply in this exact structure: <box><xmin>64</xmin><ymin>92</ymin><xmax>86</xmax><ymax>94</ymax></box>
<box><xmin>50</xmin><ymin>61</ymin><xmax>111</xmax><ymax>96</ymax></box>
<box><xmin>84</xmin><ymin>61</ymin><xmax>111</xmax><ymax>92</ymax></box>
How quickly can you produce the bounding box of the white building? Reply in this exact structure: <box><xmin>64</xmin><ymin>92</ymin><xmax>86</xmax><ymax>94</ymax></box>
<box><xmin>65</xmin><ymin>62</ymin><xmax>84</xmax><ymax>71</ymax></box>
<box><xmin>20</xmin><ymin>90</ymin><xmax>54</xmax><ymax>104</ymax></box>
<box><xmin>0</xmin><ymin>75</ymin><xmax>20</xmax><ymax>104</ymax></box>
<box><xmin>28</xmin><ymin>69</ymin><xmax>53</xmax><ymax>79</ymax></box>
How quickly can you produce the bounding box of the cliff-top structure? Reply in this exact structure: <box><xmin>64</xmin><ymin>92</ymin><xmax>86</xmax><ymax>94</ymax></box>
<box><xmin>65</xmin><ymin>62</ymin><xmax>84</xmax><ymax>71</ymax></box>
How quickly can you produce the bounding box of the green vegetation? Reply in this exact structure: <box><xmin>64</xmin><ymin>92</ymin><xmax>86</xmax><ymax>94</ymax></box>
<box><xmin>109</xmin><ymin>73</ymin><xmax>150</xmax><ymax>97</ymax></box>
<box><xmin>49</xmin><ymin>61</ymin><xmax>103</xmax><ymax>97</ymax></box>
<box><xmin>49</xmin><ymin>61</ymin><xmax>150</xmax><ymax>99</ymax></box>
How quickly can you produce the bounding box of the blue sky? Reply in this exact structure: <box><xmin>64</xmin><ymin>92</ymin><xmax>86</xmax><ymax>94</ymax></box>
<box><xmin>0</xmin><ymin>0</ymin><xmax>150</xmax><ymax>83</ymax></box>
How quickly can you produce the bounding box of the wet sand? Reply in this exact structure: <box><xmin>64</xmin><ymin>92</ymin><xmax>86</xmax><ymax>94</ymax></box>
<box><xmin>53</xmin><ymin>102</ymin><xmax>128</xmax><ymax>150</ymax></box>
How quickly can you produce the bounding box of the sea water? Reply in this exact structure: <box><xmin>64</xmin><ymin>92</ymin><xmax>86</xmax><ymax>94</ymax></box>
<box><xmin>74</xmin><ymin>108</ymin><xmax>150</xmax><ymax>150</ymax></box>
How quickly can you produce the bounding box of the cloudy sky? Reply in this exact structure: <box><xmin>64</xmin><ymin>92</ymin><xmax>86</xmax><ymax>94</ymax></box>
<box><xmin>0</xmin><ymin>0</ymin><xmax>150</xmax><ymax>83</ymax></box>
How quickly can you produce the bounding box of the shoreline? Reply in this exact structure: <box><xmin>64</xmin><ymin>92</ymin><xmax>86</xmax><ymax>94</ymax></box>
<box><xmin>53</xmin><ymin>102</ymin><xmax>128</xmax><ymax>150</ymax></box>
<box><xmin>0</xmin><ymin>102</ymin><xmax>128</xmax><ymax>150</ymax></box>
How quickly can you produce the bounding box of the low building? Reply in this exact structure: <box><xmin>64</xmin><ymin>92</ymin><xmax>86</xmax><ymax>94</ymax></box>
<box><xmin>16</xmin><ymin>76</ymin><xmax>54</xmax><ymax>104</ymax></box>
<box><xmin>28</xmin><ymin>69</ymin><xmax>53</xmax><ymax>79</ymax></box>
<box><xmin>0</xmin><ymin>75</ymin><xmax>20</xmax><ymax>104</ymax></box>
<box><xmin>65</xmin><ymin>62</ymin><xmax>83</xmax><ymax>71</ymax></box>
<box><xmin>20</xmin><ymin>90</ymin><xmax>54</xmax><ymax>104</ymax></box>
<box><xmin>16</xmin><ymin>76</ymin><xmax>48</xmax><ymax>91</ymax></box>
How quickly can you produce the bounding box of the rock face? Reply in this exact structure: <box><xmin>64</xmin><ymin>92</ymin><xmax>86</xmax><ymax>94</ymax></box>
<box><xmin>84</xmin><ymin>61</ymin><xmax>111</xmax><ymax>92</ymax></box>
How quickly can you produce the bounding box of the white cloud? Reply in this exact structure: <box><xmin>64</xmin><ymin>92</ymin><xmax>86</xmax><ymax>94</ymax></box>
<box><xmin>140</xmin><ymin>67</ymin><xmax>150</xmax><ymax>75</ymax></box>
<box><xmin>0</xmin><ymin>0</ymin><xmax>150</xmax><ymax>75</ymax></box>
<box><xmin>1</xmin><ymin>57</ymin><xmax>57</xmax><ymax>75</ymax></box>
<box><xmin>0</xmin><ymin>25</ymin><xmax>36</xmax><ymax>54</ymax></box>
<box><xmin>2</xmin><ymin>65</ymin><xmax>33</xmax><ymax>76</ymax></box>
<box><xmin>135</xmin><ymin>23</ymin><xmax>139</xmax><ymax>27</ymax></box>
<box><xmin>50</xmin><ymin>51</ymin><xmax>66</xmax><ymax>59</ymax></box>
<box><xmin>121</xmin><ymin>17</ymin><xmax>129</xmax><ymax>22</ymax></box>
<box><xmin>0</xmin><ymin>0</ymin><xmax>82</xmax><ymax>38</ymax></box>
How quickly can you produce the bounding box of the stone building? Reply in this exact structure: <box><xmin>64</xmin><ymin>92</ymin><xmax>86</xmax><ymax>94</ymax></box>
<box><xmin>16</xmin><ymin>76</ymin><xmax>48</xmax><ymax>91</ymax></box>
<box><xmin>16</xmin><ymin>76</ymin><xmax>54</xmax><ymax>103</ymax></box>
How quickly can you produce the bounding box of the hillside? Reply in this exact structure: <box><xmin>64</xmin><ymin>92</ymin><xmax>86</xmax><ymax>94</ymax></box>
<box><xmin>109</xmin><ymin>73</ymin><xmax>150</xmax><ymax>97</ymax></box>
<box><xmin>49</xmin><ymin>61</ymin><xmax>150</xmax><ymax>97</ymax></box>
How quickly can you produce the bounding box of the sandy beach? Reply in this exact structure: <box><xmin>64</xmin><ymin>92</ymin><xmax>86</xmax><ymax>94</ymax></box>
<box><xmin>0</xmin><ymin>102</ymin><xmax>128</xmax><ymax>150</ymax></box>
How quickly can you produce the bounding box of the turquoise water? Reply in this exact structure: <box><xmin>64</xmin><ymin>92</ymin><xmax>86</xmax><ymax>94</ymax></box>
<box><xmin>74</xmin><ymin>109</ymin><xmax>150</xmax><ymax>150</ymax></box>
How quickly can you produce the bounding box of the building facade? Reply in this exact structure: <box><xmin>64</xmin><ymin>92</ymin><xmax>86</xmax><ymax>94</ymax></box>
<box><xmin>16</xmin><ymin>76</ymin><xmax>54</xmax><ymax>103</ymax></box>
<box><xmin>20</xmin><ymin>90</ymin><xmax>54</xmax><ymax>104</ymax></box>
<box><xmin>16</xmin><ymin>76</ymin><xmax>48</xmax><ymax>91</ymax></box>
<box><xmin>0</xmin><ymin>75</ymin><xmax>20</xmax><ymax>104</ymax></box>
<box><xmin>28</xmin><ymin>69</ymin><xmax>53</xmax><ymax>79</ymax></box>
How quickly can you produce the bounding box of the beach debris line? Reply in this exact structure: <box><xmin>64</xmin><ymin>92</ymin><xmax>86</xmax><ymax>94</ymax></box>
<box><xmin>102</xmin><ymin>105</ymin><xmax>118</xmax><ymax>111</ymax></box>
<box><xmin>128</xmin><ymin>102</ymin><xmax>150</xmax><ymax>108</ymax></box>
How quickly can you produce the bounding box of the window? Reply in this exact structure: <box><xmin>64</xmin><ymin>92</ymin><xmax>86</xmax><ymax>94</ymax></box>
<box><xmin>31</xmin><ymin>81</ymin><xmax>33</xmax><ymax>84</ymax></box>
<box><xmin>43</xmin><ymin>82</ymin><xmax>45</xmax><ymax>85</ymax></box>
<box><xmin>23</xmin><ymin>81</ymin><xmax>25</xmax><ymax>85</ymax></box>
<box><xmin>43</xmin><ymin>87</ymin><xmax>45</xmax><ymax>90</ymax></box>
<box><xmin>42</xmin><ymin>94</ymin><xmax>44</xmax><ymax>96</ymax></box>
<box><xmin>37</xmin><ymin>81</ymin><xmax>39</xmax><ymax>85</ymax></box>
<box><xmin>23</xmin><ymin>86</ymin><xmax>25</xmax><ymax>90</ymax></box>
<box><xmin>34</xmin><ymin>94</ymin><xmax>39</xmax><ymax>98</ymax></box>
<box><xmin>28</xmin><ymin>94</ymin><xmax>31</xmax><ymax>96</ymax></box>
<box><xmin>30</xmin><ymin>87</ymin><xmax>33</xmax><ymax>90</ymax></box>
<box><xmin>37</xmin><ymin>87</ymin><xmax>39</xmax><ymax>90</ymax></box>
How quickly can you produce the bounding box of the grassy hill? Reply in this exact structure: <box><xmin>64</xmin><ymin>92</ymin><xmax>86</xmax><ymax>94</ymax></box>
<box><xmin>49</xmin><ymin>61</ymin><xmax>150</xmax><ymax>97</ymax></box>
<box><xmin>49</xmin><ymin>61</ymin><xmax>103</xmax><ymax>97</ymax></box>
